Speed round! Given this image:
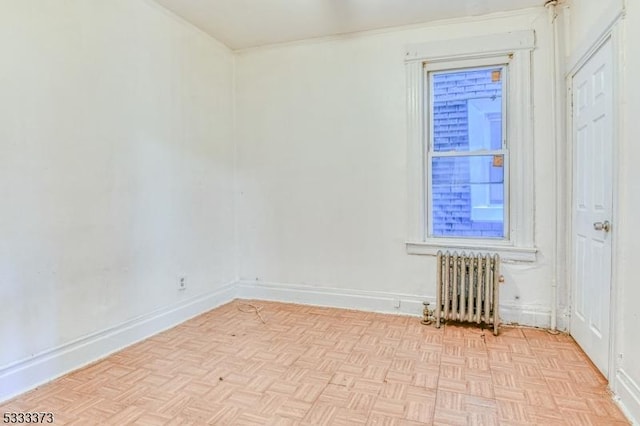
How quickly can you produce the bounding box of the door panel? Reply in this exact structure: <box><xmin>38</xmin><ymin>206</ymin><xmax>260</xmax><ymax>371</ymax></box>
<box><xmin>571</xmin><ymin>38</ymin><xmax>613</xmax><ymax>378</ymax></box>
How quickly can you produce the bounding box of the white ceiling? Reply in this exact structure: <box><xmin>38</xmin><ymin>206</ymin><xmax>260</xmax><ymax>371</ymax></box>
<box><xmin>153</xmin><ymin>0</ymin><xmax>543</xmax><ymax>50</ymax></box>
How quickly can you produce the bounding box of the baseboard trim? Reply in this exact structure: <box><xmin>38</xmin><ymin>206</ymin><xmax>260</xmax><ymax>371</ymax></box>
<box><xmin>615</xmin><ymin>368</ymin><xmax>640</xmax><ymax>425</ymax></box>
<box><xmin>237</xmin><ymin>280</ymin><xmax>559</xmax><ymax>330</ymax></box>
<box><xmin>237</xmin><ymin>280</ymin><xmax>427</xmax><ymax>317</ymax></box>
<box><xmin>0</xmin><ymin>282</ymin><xmax>236</xmax><ymax>404</ymax></box>
<box><xmin>500</xmin><ymin>303</ymin><xmax>568</xmax><ymax>330</ymax></box>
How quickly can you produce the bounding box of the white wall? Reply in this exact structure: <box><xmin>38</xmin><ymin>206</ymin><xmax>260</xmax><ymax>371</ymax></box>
<box><xmin>565</xmin><ymin>0</ymin><xmax>640</xmax><ymax>422</ymax></box>
<box><xmin>235</xmin><ymin>9</ymin><xmax>560</xmax><ymax>326</ymax></box>
<box><xmin>0</xmin><ymin>0</ymin><xmax>235</xmax><ymax>386</ymax></box>
<box><xmin>618</xmin><ymin>1</ymin><xmax>640</xmax><ymax>419</ymax></box>
<box><xmin>618</xmin><ymin>0</ymin><xmax>640</xmax><ymax>419</ymax></box>
<box><xmin>9</xmin><ymin>0</ymin><xmax>636</xmax><ymax>415</ymax></box>
<box><xmin>566</xmin><ymin>0</ymin><xmax>623</xmax><ymax>54</ymax></box>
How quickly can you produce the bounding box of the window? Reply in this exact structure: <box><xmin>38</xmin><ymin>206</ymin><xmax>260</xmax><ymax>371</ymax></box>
<box><xmin>404</xmin><ymin>31</ymin><xmax>537</xmax><ymax>262</ymax></box>
<box><xmin>428</xmin><ymin>65</ymin><xmax>507</xmax><ymax>239</ymax></box>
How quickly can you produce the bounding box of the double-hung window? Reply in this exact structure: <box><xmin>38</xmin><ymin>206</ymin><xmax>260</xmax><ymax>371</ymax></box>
<box><xmin>428</xmin><ymin>64</ymin><xmax>508</xmax><ymax>239</ymax></box>
<box><xmin>405</xmin><ymin>32</ymin><xmax>537</xmax><ymax>261</ymax></box>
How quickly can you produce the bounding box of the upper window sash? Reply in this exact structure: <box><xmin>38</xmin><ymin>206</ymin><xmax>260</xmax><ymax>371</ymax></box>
<box><xmin>427</xmin><ymin>63</ymin><xmax>509</xmax><ymax>155</ymax></box>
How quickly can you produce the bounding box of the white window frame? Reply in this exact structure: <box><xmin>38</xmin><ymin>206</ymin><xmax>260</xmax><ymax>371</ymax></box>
<box><xmin>405</xmin><ymin>31</ymin><xmax>537</xmax><ymax>262</ymax></box>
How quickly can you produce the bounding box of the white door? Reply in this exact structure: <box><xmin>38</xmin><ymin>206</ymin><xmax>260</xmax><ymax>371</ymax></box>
<box><xmin>571</xmin><ymin>38</ymin><xmax>614</xmax><ymax>377</ymax></box>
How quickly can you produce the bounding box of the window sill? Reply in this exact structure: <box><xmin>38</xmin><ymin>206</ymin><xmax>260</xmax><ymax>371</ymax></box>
<box><xmin>406</xmin><ymin>241</ymin><xmax>537</xmax><ymax>262</ymax></box>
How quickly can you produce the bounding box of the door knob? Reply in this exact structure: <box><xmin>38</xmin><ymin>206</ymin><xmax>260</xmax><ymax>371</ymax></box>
<box><xmin>593</xmin><ymin>220</ymin><xmax>611</xmax><ymax>232</ymax></box>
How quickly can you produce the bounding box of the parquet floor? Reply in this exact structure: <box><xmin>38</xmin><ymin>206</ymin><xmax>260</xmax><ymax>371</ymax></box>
<box><xmin>0</xmin><ymin>300</ymin><xmax>629</xmax><ymax>425</ymax></box>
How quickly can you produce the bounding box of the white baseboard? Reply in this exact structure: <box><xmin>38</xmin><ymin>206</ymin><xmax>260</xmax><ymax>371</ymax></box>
<box><xmin>237</xmin><ymin>280</ymin><xmax>559</xmax><ymax>330</ymax></box>
<box><xmin>237</xmin><ymin>280</ymin><xmax>427</xmax><ymax>317</ymax></box>
<box><xmin>0</xmin><ymin>282</ymin><xmax>236</xmax><ymax>404</ymax></box>
<box><xmin>615</xmin><ymin>369</ymin><xmax>640</xmax><ymax>425</ymax></box>
<box><xmin>500</xmin><ymin>303</ymin><xmax>569</xmax><ymax>331</ymax></box>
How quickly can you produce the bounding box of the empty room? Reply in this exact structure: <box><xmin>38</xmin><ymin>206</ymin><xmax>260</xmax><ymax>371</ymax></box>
<box><xmin>1</xmin><ymin>0</ymin><xmax>639</xmax><ymax>424</ymax></box>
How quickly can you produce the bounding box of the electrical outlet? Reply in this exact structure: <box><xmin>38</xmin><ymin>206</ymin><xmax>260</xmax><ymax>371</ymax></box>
<box><xmin>178</xmin><ymin>276</ymin><xmax>186</xmax><ymax>291</ymax></box>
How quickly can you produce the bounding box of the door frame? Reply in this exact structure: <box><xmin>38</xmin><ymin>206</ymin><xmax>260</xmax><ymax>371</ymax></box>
<box><xmin>565</xmin><ymin>18</ymin><xmax>623</xmax><ymax>381</ymax></box>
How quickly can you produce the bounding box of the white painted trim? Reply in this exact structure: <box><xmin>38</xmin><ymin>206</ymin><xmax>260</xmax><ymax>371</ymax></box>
<box><xmin>406</xmin><ymin>30</ymin><xmax>535</xmax><ymax>63</ymax></box>
<box><xmin>500</xmin><ymin>303</ymin><xmax>568</xmax><ymax>330</ymax></box>
<box><xmin>609</xmin><ymin>22</ymin><xmax>623</xmax><ymax>389</ymax></box>
<box><xmin>0</xmin><ymin>282</ymin><xmax>236</xmax><ymax>404</ymax></box>
<box><xmin>423</xmin><ymin>56</ymin><xmax>511</xmax><ymax>72</ymax></box>
<box><xmin>565</xmin><ymin>6</ymin><xmax>625</xmax><ymax>77</ymax></box>
<box><xmin>238</xmin><ymin>280</ymin><xmax>427</xmax><ymax>317</ymax></box>
<box><xmin>406</xmin><ymin>60</ymin><xmax>425</xmax><ymax>241</ymax></box>
<box><xmin>508</xmin><ymin>47</ymin><xmax>535</xmax><ymax>249</ymax></box>
<box><xmin>406</xmin><ymin>241</ymin><xmax>537</xmax><ymax>262</ymax></box>
<box><xmin>615</xmin><ymin>369</ymin><xmax>640</xmax><ymax>425</ymax></box>
<box><xmin>237</xmin><ymin>280</ymin><xmax>557</xmax><ymax>329</ymax></box>
<box><xmin>405</xmin><ymin>32</ymin><xmax>536</xmax><ymax>255</ymax></box>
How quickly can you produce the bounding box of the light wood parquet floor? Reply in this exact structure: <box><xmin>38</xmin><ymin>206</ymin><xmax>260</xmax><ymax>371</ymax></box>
<box><xmin>0</xmin><ymin>300</ymin><xmax>629</xmax><ymax>425</ymax></box>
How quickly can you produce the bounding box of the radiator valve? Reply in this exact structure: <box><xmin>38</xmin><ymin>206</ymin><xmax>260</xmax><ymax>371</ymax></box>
<box><xmin>421</xmin><ymin>301</ymin><xmax>434</xmax><ymax>325</ymax></box>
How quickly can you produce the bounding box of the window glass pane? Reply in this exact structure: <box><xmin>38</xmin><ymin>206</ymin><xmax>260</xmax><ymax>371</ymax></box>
<box><xmin>431</xmin><ymin>155</ymin><xmax>504</xmax><ymax>238</ymax></box>
<box><xmin>432</xmin><ymin>67</ymin><xmax>503</xmax><ymax>152</ymax></box>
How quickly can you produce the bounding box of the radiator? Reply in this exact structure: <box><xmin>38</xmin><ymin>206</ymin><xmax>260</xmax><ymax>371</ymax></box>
<box><xmin>435</xmin><ymin>251</ymin><xmax>501</xmax><ymax>335</ymax></box>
